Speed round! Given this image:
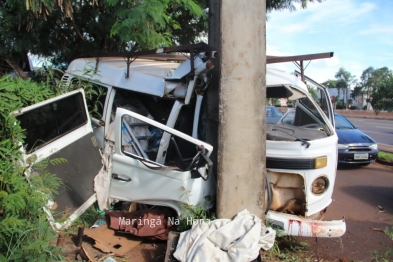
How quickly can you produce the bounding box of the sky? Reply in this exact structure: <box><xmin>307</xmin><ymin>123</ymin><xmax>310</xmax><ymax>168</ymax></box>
<box><xmin>266</xmin><ymin>0</ymin><xmax>393</xmax><ymax>83</ymax></box>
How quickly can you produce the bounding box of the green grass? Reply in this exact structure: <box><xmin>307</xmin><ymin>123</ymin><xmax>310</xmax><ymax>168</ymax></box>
<box><xmin>261</xmin><ymin>235</ymin><xmax>311</xmax><ymax>262</ymax></box>
<box><xmin>378</xmin><ymin>152</ymin><xmax>393</xmax><ymax>162</ymax></box>
<box><xmin>370</xmin><ymin>226</ymin><xmax>393</xmax><ymax>261</ymax></box>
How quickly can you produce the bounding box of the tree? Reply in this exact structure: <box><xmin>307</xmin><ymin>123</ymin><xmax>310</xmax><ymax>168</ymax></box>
<box><xmin>370</xmin><ymin>67</ymin><xmax>391</xmax><ymax>85</ymax></box>
<box><xmin>370</xmin><ymin>70</ymin><xmax>393</xmax><ymax>113</ymax></box>
<box><xmin>322</xmin><ymin>68</ymin><xmax>356</xmax><ymax>109</ymax></box>
<box><xmin>322</xmin><ymin>79</ymin><xmax>338</xmax><ymax>108</ymax></box>
<box><xmin>267</xmin><ymin>0</ymin><xmax>323</xmax><ymax>12</ymax></box>
<box><xmin>359</xmin><ymin>67</ymin><xmax>375</xmax><ymax>106</ymax></box>
<box><xmin>307</xmin><ymin>85</ymin><xmax>318</xmax><ymax>102</ymax></box>
<box><xmin>1</xmin><ymin>0</ymin><xmax>323</xmax><ymax>77</ymax></box>
<box><xmin>350</xmin><ymin>84</ymin><xmax>362</xmax><ymax>101</ymax></box>
<box><xmin>334</xmin><ymin>67</ymin><xmax>356</xmax><ymax>109</ymax></box>
<box><xmin>322</xmin><ymin>79</ymin><xmax>337</xmax><ymax>88</ymax></box>
<box><xmin>1</xmin><ymin>0</ymin><xmax>206</xmax><ymax>73</ymax></box>
<box><xmin>355</xmin><ymin>66</ymin><xmax>391</xmax><ymax>110</ymax></box>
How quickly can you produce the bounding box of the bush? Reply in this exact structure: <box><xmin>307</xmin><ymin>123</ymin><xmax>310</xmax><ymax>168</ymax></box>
<box><xmin>349</xmin><ymin>106</ymin><xmax>358</xmax><ymax>110</ymax></box>
<box><xmin>0</xmin><ymin>69</ymin><xmax>104</xmax><ymax>261</ymax></box>
<box><xmin>0</xmin><ymin>75</ymin><xmax>64</xmax><ymax>261</ymax></box>
<box><xmin>336</xmin><ymin>101</ymin><xmax>347</xmax><ymax>109</ymax></box>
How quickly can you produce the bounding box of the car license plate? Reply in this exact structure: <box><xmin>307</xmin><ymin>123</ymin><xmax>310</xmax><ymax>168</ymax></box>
<box><xmin>354</xmin><ymin>153</ymin><xmax>368</xmax><ymax>160</ymax></box>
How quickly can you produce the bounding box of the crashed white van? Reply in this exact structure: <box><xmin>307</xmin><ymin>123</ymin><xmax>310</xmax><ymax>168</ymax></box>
<box><xmin>265</xmin><ymin>70</ymin><xmax>345</xmax><ymax>237</ymax></box>
<box><xmin>17</xmin><ymin>43</ymin><xmax>345</xmax><ymax>237</ymax></box>
<box><xmin>17</xmin><ymin>43</ymin><xmax>216</xmax><ymax>230</ymax></box>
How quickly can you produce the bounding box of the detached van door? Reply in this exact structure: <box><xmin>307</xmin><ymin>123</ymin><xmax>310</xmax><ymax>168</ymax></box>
<box><xmin>16</xmin><ymin>89</ymin><xmax>102</xmax><ymax>230</ymax></box>
<box><xmin>294</xmin><ymin>71</ymin><xmax>335</xmax><ymax>128</ymax></box>
<box><xmin>107</xmin><ymin>108</ymin><xmax>214</xmax><ymax>215</ymax></box>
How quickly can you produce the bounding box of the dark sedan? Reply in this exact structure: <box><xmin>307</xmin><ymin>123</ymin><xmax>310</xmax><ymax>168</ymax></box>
<box><xmin>335</xmin><ymin>113</ymin><xmax>379</xmax><ymax>166</ymax></box>
<box><xmin>266</xmin><ymin>106</ymin><xmax>284</xmax><ymax>124</ymax></box>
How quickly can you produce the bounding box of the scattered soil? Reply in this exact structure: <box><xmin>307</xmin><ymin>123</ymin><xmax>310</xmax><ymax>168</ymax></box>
<box><xmin>60</xmin><ymin>233</ymin><xmax>167</xmax><ymax>262</ymax></box>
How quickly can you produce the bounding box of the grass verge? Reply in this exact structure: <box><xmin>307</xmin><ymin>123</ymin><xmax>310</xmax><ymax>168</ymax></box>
<box><xmin>261</xmin><ymin>235</ymin><xmax>311</xmax><ymax>262</ymax></box>
<box><xmin>378</xmin><ymin>152</ymin><xmax>393</xmax><ymax>162</ymax></box>
<box><xmin>370</xmin><ymin>226</ymin><xmax>393</xmax><ymax>261</ymax></box>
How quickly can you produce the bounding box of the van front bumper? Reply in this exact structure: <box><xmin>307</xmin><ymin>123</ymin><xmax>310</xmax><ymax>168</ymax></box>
<box><xmin>266</xmin><ymin>211</ymin><xmax>346</xmax><ymax>238</ymax></box>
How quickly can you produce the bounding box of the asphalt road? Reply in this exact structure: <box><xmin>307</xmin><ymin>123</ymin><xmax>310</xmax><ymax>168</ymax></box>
<box><xmin>299</xmin><ymin>162</ymin><xmax>393</xmax><ymax>261</ymax></box>
<box><xmin>346</xmin><ymin>117</ymin><xmax>393</xmax><ymax>146</ymax></box>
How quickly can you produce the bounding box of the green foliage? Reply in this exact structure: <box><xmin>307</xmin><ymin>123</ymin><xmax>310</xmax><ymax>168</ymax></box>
<box><xmin>378</xmin><ymin>152</ymin><xmax>393</xmax><ymax>162</ymax></box>
<box><xmin>307</xmin><ymin>85</ymin><xmax>318</xmax><ymax>102</ymax></box>
<box><xmin>64</xmin><ymin>204</ymin><xmax>104</xmax><ymax>234</ymax></box>
<box><xmin>267</xmin><ymin>0</ymin><xmax>323</xmax><ymax>12</ymax></box>
<box><xmin>0</xmin><ymin>66</ymin><xmax>114</xmax><ymax>260</ymax></box>
<box><xmin>262</xmin><ymin>235</ymin><xmax>310</xmax><ymax>262</ymax></box>
<box><xmin>371</xmin><ymin>73</ymin><xmax>393</xmax><ymax>113</ymax></box>
<box><xmin>324</xmin><ymin>66</ymin><xmax>392</xmax><ymax>112</ymax></box>
<box><xmin>63</xmin><ymin>62</ymin><xmax>107</xmax><ymax>118</ymax></box>
<box><xmin>335</xmin><ymin>67</ymin><xmax>356</xmax><ymax>89</ymax></box>
<box><xmin>270</xmin><ymin>98</ymin><xmax>281</xmax><ymax>106</ymax></box>
<box><xmin>351</xmin><ymin>85</ymin><xmax>363</xmax><ymax>100</ymax></box>
<box><xmin>359</xmin><ymin>66</ymin><xmax>375</xmax><ymax>100</ymax></box>
<box><xmin>371</xmin><ymin>226</ymin><xmax>393</xmax><ymax>262</ymax></box>
<box><xmin>1</xmin><ymin>0</ymin><xmax>207</xmax><ymax>71</ymax></box>
<box><xmin>174</xmin><ymin>187</ymin><xmax>216</xmax><ymax>232</ymax></box>
<box><xmin>0</xmin><ymin>74</ymin><xmax>65</xmax><ymax>261</ymax></box>
<box><xmin>1</xmin><ymin>0</ymin><xmax>324</xmax><ymax>73</ymax></box>
<box><xmin>322</xmin><ymin>79</ymin><xmax>338</xmax><ymax>89</ymax></box>
<box><xmin>336</xmin><ymin>100</ymin><xmax>346</xmax><ymax>110</ymax></box>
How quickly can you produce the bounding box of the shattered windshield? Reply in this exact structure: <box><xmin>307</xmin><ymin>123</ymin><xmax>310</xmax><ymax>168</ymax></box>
<box><xmin>267</xmin><ymin>89</ymin><xmax>332</xmax><ymax>143</ymax></box>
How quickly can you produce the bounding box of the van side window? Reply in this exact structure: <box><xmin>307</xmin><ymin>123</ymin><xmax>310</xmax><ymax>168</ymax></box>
<box><xmin>121</xmin><ymin>115</ymin><xmax>162</xmax><ymax>161</ymax></box>
<box><xmin>121</xmin><ymin>115</ymin><xmax>199</xmax><ymax>170</ymax></box>
<box><xmin>17</xmin><ymin>93</ymin><xmax>88</xmax><ymax>153</ymax></box>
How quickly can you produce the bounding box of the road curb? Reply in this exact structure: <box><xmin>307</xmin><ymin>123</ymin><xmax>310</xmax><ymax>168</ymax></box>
<box><xmin>378</xmin><ymin>144</ymin><xmax>393</xmax><ymax>154</ymax></box>
<box><xmin>336</xmin><ymin>109</ymin><xmax>393</xmax><ymax>121</ymax></box>
<box><xmin>377</xmin><ymin>144</ymin><xmax>393</xmax><ymax>166</ymax></box>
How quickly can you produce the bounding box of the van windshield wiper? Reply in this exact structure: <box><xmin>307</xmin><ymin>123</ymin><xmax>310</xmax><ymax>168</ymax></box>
<box><xmin>272</xmin><ymin>127</ymin><xmax>311</xmax><ymax>149</ymax></box>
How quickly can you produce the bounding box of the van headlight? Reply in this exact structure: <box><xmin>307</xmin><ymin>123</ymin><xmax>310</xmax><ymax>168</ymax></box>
<box><xmin>338</xmin><ymin>144</ymin><xmax>348</xmax><ymax>149</ymax></box>
<box><xmin>314</xmin><ymin>156</ymin><xmax>327</xmax><ymax>169</ymax></box>
<box><xmin>311</xmin><ymin>176</ymin><xmax>329</xmax><ymax>195</ymax></box>
<box><xmin>369</xmin><ymin>144</ymin><xmax>378</xmax><ymax>150</ymax></box>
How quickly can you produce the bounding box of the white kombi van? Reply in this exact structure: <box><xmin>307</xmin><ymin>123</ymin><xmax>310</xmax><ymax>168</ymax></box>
<box><xmin>265</xmin><ymin>69</ymin><xmax>345</xmax><ymax>237</ymax></box>
<box><xmin>17</xmin><ymin>43</ymin><xmax>345</xmax><ymax>236</ymax></box>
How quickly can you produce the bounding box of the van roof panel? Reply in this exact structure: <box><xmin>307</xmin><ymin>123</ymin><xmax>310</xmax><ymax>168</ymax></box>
<box><xmin>66</xmin><ymin>58</ymin><xmax>181</xmax><ymax>97</ymax></box>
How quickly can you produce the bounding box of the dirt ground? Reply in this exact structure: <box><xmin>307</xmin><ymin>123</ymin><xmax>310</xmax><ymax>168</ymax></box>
<box><xmin>58</xmin><ymin>161</ymin><xmax>393</xmax><ymax>262</ymax></box>
<box><xmin>58</xmin><ymin>229</ymin><xmax>338</xmax><ymax>262</ymax></box>
<box><xmin>61</xmin><ymin>232</ymin><xmax>168</xmax><ymax>262</ymax></box>
<box><xmin>59</xmin><ymin>224</ymin><xmax>391</xmax><ymax>262</ymax></box>
<box><xmin>59</xmin><ymin>232</ymin><xmax>343</xmax><ymax>262</ymax></box>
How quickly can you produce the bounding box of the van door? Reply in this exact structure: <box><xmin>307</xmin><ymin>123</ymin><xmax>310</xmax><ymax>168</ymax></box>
<box><xmin>16</xmin><ymin>89</ymin><xmax>102</xmax><ymax>230</ymax></box>
<box><xmin>294</xmin><ymin>71</ymin><xmax>335</xmax><ymax>128</ymax></box>
<box><xmin>106</xmin><ymin>108</ymin><xmax>215</xmax><ymax>215</ymax></box>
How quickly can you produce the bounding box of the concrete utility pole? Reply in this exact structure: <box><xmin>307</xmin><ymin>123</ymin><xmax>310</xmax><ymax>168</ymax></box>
<box><xmin>215</xmin><ymin>1</ymin><xmax>267</xmax><ymax>219</ymax></box>
<box><xmin>206</xmin><ymin>0</ymin><xmax>221</xmax><ymax>178</ymax></box>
